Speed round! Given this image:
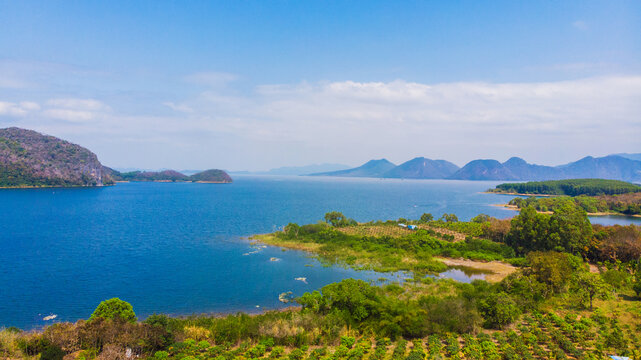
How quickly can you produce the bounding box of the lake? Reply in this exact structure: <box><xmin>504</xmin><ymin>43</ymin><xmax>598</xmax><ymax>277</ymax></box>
<box><xmin>1</xmin><ymin>175</ymin><xmax>638</xmax><ymax>329</ymax></box>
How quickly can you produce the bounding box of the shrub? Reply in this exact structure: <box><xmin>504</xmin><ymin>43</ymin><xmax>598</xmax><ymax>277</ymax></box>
<box><xmin>89</xmin><ymin>298</ymin><xmax>137</xmax><ymax>323</ymax></box>
<box><xmin>40</xmin><ymin>343</ymin><xmax>65</xmax><ymax>360</ymax></box>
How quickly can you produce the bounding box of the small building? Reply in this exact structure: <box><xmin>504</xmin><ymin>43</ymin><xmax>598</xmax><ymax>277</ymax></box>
<box><xmin>408</xmin><ymin>225</ymin><xmax>417</xmax><ymax>230</ymax></box>
<box><xmin>398</xmin><ymin>223</ymin><xmax>407</xmax><ymax>228</ymax></box>
<box><xmin>609</xmin><ymin>356</ymin><xmax>631</xmax><ymax>360</ymax></box>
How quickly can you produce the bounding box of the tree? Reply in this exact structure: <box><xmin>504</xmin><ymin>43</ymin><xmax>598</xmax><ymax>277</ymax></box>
<box><xmin>324</xmin><ymin>212</ymin><xmax>355</xmax><ymax>227</ymax></box>
<box><xmin>440</xmin><ymin>213</ymin><xmax>458</xmax><ymax>223</ymax></box>
<box><xmin>547</xmin><ymin>203</ymin><xmax>593</xmax><ymax>255</ymax></box>
<box><xmin>506</xmin><ymin>206</ymin><xmax>550</xmax><ymax>254</ymax></box>
<box><xmin>420</xmin><ymin>213</ymin><xmax>433</xmax><ymax>223</ymax></box>
<box><xmin>471</xmin><ymin>214</ymin><xmax>491</xmax><ymax>223</ymax></box>
<box><xmin>524</xmin><ymin>251</ymin><xmax>581</xmax><ymax>296</ymax></box>
<box><xmin>90</xmin><ymin>298</ymin><xmax>137</xmax><ymax>323</ymax></box>
<box><xmin>324</xmin><ymin>211</ymin><xmax>346</xmax><ymax>227</ymax></box>
<box><xmin>477</xmin><ymin>292</ymin><xmax>520</xmax><ymax>329</ymax></box>
<box><xmin>571</xmin><ymin>272</ymin><xmax>609</xmax><ymax>310</ymax></box>
<box><xmin>317</xmin><ymin>279</ymin><xmax>380</xmax><ymax>323</ymax></box>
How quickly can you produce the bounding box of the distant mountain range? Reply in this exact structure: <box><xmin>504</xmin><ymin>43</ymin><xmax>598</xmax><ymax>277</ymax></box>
<box><xmin>310</xmin><ymin>155</ymin><xmax>641</xmax><ymax>182</ymax></box>
<box><xmin>310</xmin><ymin>159</ymin><xmax>397</xmax><ymax>177</ymax></box>
<box><xmin>0</xmin><ymin>127</ymin><xmax>232</xmax><ymax>187</ymax></box>
<box><xmin>613</xmin><ymin>153</ymin><xmax>641</xmax><ymax>161</ymax></box>
<box><xmin>232</xmin><ymin>163</ymin><xmax>351</xmax><ymax>176</ymax></box>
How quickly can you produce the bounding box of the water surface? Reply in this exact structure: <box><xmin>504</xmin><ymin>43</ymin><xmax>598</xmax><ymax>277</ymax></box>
<box><xmin>0</xmin><ymin>175</ymin><xmax>636</xmax><ymax>328</ymax></box>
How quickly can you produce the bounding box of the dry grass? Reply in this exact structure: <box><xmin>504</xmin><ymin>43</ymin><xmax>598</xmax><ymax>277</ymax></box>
<box><xmin>336</xmin><ymin>224</ymin><xmax>413</xmax><ymax>238</ymax></box>
<box><xmin>250</xmin><ymin>234</ymin><xmax>324</xmax><ymax>253</ymax></box>
<box><xmin>0</xmin><ymin>329</ymin><xmax>22</xmax><ymax>358</ymax></box>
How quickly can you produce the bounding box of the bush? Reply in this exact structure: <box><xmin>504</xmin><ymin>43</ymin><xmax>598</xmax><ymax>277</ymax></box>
<box><xmin>40</xmin><ymin>343</ymin><xmax>65</xmax><ymax>360</ymax></box>
<box><xmin>90</xmin><ymin>298</ymin><xmax>137</xmax><ymax>323</ymax></box>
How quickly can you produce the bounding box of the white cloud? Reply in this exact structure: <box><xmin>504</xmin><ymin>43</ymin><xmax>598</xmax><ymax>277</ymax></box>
<box><xmin>0</xmin><ymin>101</ymin><xmax>39</xmax><ymax>117</ymax></box>
<box><xmin>42</xmin><ymin>109</ymin><xmax>96</xmax><ymax>122</ymax></box>
<box><xmin>2</xmin><ymin>75</ymin><xmax>641</xmax><ymax>169</ymax></box>
<box><xmin>46</xmin><ymin>98</ymin><xmax>108</xmax><ymax>111</ymax></box>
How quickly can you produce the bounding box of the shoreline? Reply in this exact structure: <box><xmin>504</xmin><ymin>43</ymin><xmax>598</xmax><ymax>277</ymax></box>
<box><xmin>493</xmin><ymin>203</ymin><xmax>641</xmax><ymax>218</ymax></box>
<box><xmin>0</xmin><ymin>180</ymin><xmax>232</xmax><ymax>189</ymax></box>
<box><xmin>251</xmin><ymin>233</ymin><xmax>514</xmax><ymax>283</ymax></box>
<box><xmin>0</xmin><ymin>183</ymin><xmax>114</xmax><ymax>189</ymax></box>
<box><xmin>483</xmin><ymin>191</ymin><xmax>558</xmax><ymax>197</ymax></box>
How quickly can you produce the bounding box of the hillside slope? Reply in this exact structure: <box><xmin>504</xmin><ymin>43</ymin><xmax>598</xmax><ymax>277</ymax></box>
<box><xmin>382</xmin><ymin>157</ymin><xmax>459</xmax><ymax>179</ymax></box>
<box><xmin>310</xmin><ymin>159</ymin><xmax>396</xmax><ymax>177</ymax></box>
<box><xmin>0</xmin><ymin>127</ymin><xmax>112</xmax><ymax>187</ymax></box>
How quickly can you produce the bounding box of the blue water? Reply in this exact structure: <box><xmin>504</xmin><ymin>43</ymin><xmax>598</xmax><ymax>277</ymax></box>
<box><xmin>0</xmin><ymin>176</ymin><xmax>638</xmax><ymax>329</ymax></box>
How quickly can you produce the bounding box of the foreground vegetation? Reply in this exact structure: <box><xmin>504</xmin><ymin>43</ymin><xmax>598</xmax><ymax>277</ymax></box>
<box><xmin>2</xmin><ymin>207</ymin><xmax>640</xmax><ymax>359</ymax></box>
<box><xmin>489</xmin><ymin>179</ymin><xmax>641</xmax><ymax>196</ymax></box>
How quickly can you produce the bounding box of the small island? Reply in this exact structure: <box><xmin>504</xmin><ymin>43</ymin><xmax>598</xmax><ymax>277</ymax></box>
<box><xmin>490</xmin><ymin>179</ymin><xmax>641</xmax><ymax>216</ymax></box>
<box><xmin>110</xmin><ymin>168</ymin><xmax>233</xmax><ymax>184</ymax></box>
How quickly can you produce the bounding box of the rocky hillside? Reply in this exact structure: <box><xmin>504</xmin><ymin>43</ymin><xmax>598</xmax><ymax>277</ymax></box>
<box><xmin>0</xmin><ymin>127</ymin><xmax>112</xmax><ymax>187</ymax></box>
<box><xmin>190</xmin><ymin>169</ymin><xmax>233</xmax><ymax>183</ymax></box>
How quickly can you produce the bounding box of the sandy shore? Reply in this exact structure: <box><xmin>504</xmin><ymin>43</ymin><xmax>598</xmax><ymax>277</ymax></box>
<box><xmin>435</xmin><ymin>257</ymin><xmax>517</xmax><ymax>282</ymax></box>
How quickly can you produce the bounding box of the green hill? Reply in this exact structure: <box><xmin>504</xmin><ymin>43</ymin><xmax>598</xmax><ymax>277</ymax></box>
<box><xmin>490</xmin><ymin>178</ymin><xmax>641</xmax><ymax>196</ymax></box>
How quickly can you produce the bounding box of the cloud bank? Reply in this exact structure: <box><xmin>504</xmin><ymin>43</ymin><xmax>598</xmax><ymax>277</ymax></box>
<box><xmin>1</xmin><ymin>74</ymin><xmax>640</xmax><ymax>170</ymax></box>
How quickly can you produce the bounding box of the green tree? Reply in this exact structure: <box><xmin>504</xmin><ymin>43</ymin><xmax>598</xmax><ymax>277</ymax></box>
<box><xmin>471</xmin><ymin>214</ymin><xmax>491</xmax><ymax>223</ymax></box>
<box><xmin>524</xmin><ymin>251</ymin><xmax>582</xmax><ymax>296</ymax></box>
<box><xmin>547</xmin><ymin>203</ymin><xmax>593</xmax><ymax>255</ymax></box>
<box><xmin>420</xmin><ymin>213</ymin><xmax>434</xmax><ymax>223</ymax></box>
<box><xmin>477</xmin><ymin>292</ymin><xmax>520</xmax><ymax>329</ymax></box>
<box><xmin>89</xmin><ymin>298</ymin><xmax>137</xmax><ymax>323</ymax></box>
<box><xmin>440</xmin><ymin>213</ymin><xmax>458</xmax><ymax>223</ymax></box>
<box><xmin>324</xmin><ymin>212</ymin><xmax>356</xmax><ymax>227</ymax></box>
<box><xmin>317</xmin><ymin>279</ymin><xmax>380</xmax><ymax>324</ymax></box>
<box><xmin>506</xmin><ymin>206</ymin><xmax>550</xmax><ymax>254</ymax></box>
<box><xmin>571</xmin><ymin>272</ymin><xmax>609</xmax><ymax>310</ymax></box>
<box><xmin>324</xmin><ymin>211</ymin><xmax>346</xmax><ymax>227</ymax></box>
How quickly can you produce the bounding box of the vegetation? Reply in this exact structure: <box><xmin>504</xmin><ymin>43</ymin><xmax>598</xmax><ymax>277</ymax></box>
<box><xmin>509</xmin><ymin>193</ymin><xmax>641</xmax><ymax>216</ymax></box>
<box><xmin>490</xmin><ymin>178</ymin><xmax>641</xmax><ymax>196</ymax></box>
<box><xmin>0</xmin><ymin>127</ymin><xmax>113</xmax><ymax>187</ymax></box>
<box><xmin>2</xmin><ymin>208</ymin><xmax>640</xmax><ymax>359</ymax></box>
<box><xmin>112</xmin><ymin>169</ymin><xmax>232</xmax><ymax>183</ymax></box>
<box><xmin>89</xmin><ymin>298</ymin><xmax>137</xmax><ymax>323</ymax></box>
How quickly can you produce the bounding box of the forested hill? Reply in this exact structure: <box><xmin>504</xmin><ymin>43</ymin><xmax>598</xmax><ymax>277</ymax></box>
<box><xmin>0</xmin><ymin>127</ymin><xmax>113</xmax><ymax>187</ymax></box>
<box><xmin>110</xmin><ymin>168</ymin><xmax>233</xmax><ymax>183</ymax></box>
<box><xmin>490</xmin><ymin>179</ymin><xmax>641</xmax><ymax>196</ymax></box>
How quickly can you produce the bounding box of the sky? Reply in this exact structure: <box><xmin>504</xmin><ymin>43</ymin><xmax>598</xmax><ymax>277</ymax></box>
<box><xmin>0</xmin><ymin>1</ymin><xmax>640</xmax><ymax>171</ymax></box>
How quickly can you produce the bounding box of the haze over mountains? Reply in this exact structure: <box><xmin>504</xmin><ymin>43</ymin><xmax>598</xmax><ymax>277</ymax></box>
<box><xmin>312</xmin><ymin>155</ymin><xmax>641</xmax><ymax>182</ymax></box>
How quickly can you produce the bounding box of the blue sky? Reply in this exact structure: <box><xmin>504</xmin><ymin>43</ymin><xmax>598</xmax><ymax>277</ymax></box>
<box><xmin>1</xmin><ymin>1</ymin><xmax>640</xmax><ymax>170</ymax></box>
